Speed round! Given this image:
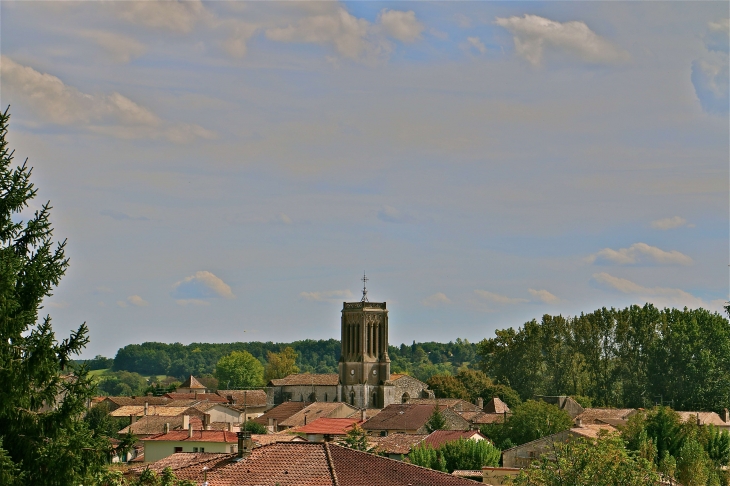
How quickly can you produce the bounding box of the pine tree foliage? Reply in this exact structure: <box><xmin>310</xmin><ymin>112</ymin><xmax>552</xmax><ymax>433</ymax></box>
<box><xmin>426</xmin><ymin>405</ymin><xmax>447</xmax><ymax>433</ymax></box>
<box><xmin>0</xmin><ymin>108</ymin><xmax>106</xmax><ymax>485</ymax></box>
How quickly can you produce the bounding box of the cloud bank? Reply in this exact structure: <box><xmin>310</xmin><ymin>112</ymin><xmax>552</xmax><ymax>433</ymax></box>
<box><xmin>474</xmin><ymin>290</ymin><xmax>528</xmax><ymax>305</ymax></box>
<box><xmin>172</xmin><ymin>271</ymin><xmax>235</xmax><ymax>304</ymax></box>
<box><xmin>588</xmin><ymin>243</ymin><xmax>692</xmax><ymax>266</ymax></box>
<box><xmin>300</xmin><ymin>289</ymin><xmax>354</xmax><ymax>303</ymax></box>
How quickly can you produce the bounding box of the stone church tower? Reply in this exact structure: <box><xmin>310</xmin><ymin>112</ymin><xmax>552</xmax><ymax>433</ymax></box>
<box><xmin>339</xmin><ymin>276</ymin><xmax>391</xmax><ymax>408</ymax></box>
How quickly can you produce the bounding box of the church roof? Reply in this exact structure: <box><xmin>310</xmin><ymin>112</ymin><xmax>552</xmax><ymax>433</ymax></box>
<box><xmin>252</xmin><ymin>401</ymin><xmax>308</xmax><ymax>426</ymax></box>
<box><xmin>268</xmin><ymin>373</ymin><xmax>339</xmax><ymax>386</ymax></box>
<box><xmin>179</xmin><ymin>375</ymin><xmax>206</xmax><ymax>390</ymax></box>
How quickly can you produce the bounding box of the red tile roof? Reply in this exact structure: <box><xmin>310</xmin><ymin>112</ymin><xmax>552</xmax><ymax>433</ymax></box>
<box><xmin>252</xmin><ymin>401</ymin><xmax>308</xmax><ymax>425</ymax></box>
<box><xmin>369</xmin><ymin>434</ymin><xmax>427</xmax><ymax>455</ymax></box>
<box><xmin>362</xmin><ymin>403</ymin><xmax>447</xmax><ymax>431</ymax></box>
<box><xmin>422</xmin><ymin>430</ymin><xmax>487</xmax><ymax>448</ymax></box>
<box><xmin>143</xmin><ymin>430</ymin><xmax>238</xmax><ymax>443</ymax></box>
<box><xmin>126</xmin><ymin>443</ymin><xmax>481</xmax><ymax>485</ymax></box>
<box><xmin>164</xmin><ymin>392</ymin><xmax>227</xmax><ymax>402</ymax></box>
<box><xmin>483</xmin><ymin>397</ymin><xmax>510</xmax><ymax>414</ymax></box>
<box><xmin>279</xmin><ymin>402</ymin><xmax>358</xmax><ymax>428</ymax></box>
<box><xmin>216</xmin><ymin>389</ymin><xmax>268</xmax><ymax>407</ymax></box>
<box><xmin>293</xmin><ymin>418</ymin><xmax>364</xmax><ymax>436</ymax></box>
<box><xmin>179</xmin><ymin>375</ymin><xmax>206</xmax><ymax>390</ymax></box>
<box><xmin>268</xmin><ymin>373</ymin><xmax>339</xmax><ymax>386</ymax></box>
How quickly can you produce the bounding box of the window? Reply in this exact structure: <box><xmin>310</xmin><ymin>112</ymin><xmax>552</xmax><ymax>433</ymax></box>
<box><xmin>174</xmin><ymin>447</ymin><xmax>183</xmax><ymax>453</ymax></box>
<box><xmin>200</xmin><ymin>447</ymin><xmax>205</xmax><ymax>453</ymax></box>
<box><xmin>193</xmin><ymin>447</ymin><xmax>199</xmax><ymax>453</ymax></box>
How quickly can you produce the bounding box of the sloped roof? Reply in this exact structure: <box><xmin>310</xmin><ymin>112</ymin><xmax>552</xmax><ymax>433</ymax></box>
<box><xmin>461</xmin><ymin>411</ymin><xmax>508</xmax><ymax>425</ymax></box>
<box><xmin>143</xmin><ymin>430</ymin><xmax>238</xmax><ymax>443</ymax></box>
<box><xmin>279</xmin><ymin>402</ymin><xmax>357</xmax><ymax>428</ymax></box>
<box><xmin>252</xmin><ymin>401</ymin><xmax>308</xmax><ymax>425</ymax></box>
<box><xmin>408</xmin><ymin>398</ymin><xmax>480</xmax><ymax>412</ymax></box>
<box><xmin>164</xmin><ymin>392</ymin><xmax>227</xmax><ymax>402</ymax></box>
<box><xmin>677</xmin><ymin>411</ymin><xmax>728</xmax><ymax>427</ymax></box>
<box><xmin>422</xmin><ymin>430</ymin><xmax>487</xmax><ymax>449</ymax></box>
<box><xmin>569</xmin><ymin>424</ymin><xmax>617</xmax><ymax>439</ymax></box>
<box><xmin>362</xmin><ymin>403</ymin><xmax>448</xmax><ymax>431</ymax></box>
<box><xmin>101</xmin><ymin>396</ymin><xmax>171</xmax><ymax>407</ymax></box>
<box><xmin>369</xmin><ymin>434</ymin><xmax>427</xmax><ymax>455</ymax></box>
<box><xmin>119</xmin><ymin>415</ymin><xmax>204</xmax><ymax>436</ymax></box>
<box><xmin>109</xmin><ymin>405</ymin><xmax>203</xmax><ymax>417</ymax></box>
<box><xmin>179</xmin><ymin>375</ymin><xmax>206</xmax><ymax>390</ymax></box>
<box><xmin>126</xmin><ymin>452</ymin><xmax>229</xmax><ymax>477</ymax></box>
<box><xmin>269</xmin><ymin>373</ymin><xmax>339</xmax><ymax>386</ymax></box>
<box><xmin>125</xmin><ymin>443</ymin><xmax>481</xmax><ymax>486</ymax></box>
<box><xmin>574</xmin><ymin>408</ymin><xmax>636</xmax><ymax>425</ymax></box>
<box><xmin>252</xmin><ymin>433</ymin><xmax>308</xmax><ymax>446</ymax></box>
<box><xmin>483</xmin><ymin>397</ymin><xmax>510</xmax><ymax>414</ymax></box>
<box><xmin>216</xmin><ymin>389</ymin><xmax>268</xmax><ymax>407</ymax></box>
<box><xmin>293</xmin><ymin>418</ymin><xmax>364</xmax><ymax>436</ymax></box>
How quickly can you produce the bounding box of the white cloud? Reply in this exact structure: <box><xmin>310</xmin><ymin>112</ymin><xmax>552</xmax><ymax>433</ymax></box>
<box><xmin>422</xmin><ymin>292</ymin><xmax>452</xmax><ymax>307</ymax></box>
<box><xmin>588</xmin><ymin>242</ymin><xmax>692</xmax><ymax>266</ymax></box>
<box><xmin>651</xmin><ymin>216</ymin><xmax>691</xmax><ymax>230</ymax></box>
<box><xmin>593</xmin><ymin>272</ymin><xmax>722</xmax><ymax>311</ymax></box>
<box><xmin>219</xmin><ymin>19</ymin><xmax>259</xmax><ymax>58</ymax></box>
<box><xmin>474</xmin><ymin>290</ymin><xmax>528</xmax><ymax>305</ymax></box>
<box><xmin>300</xmin><ymin>289</ymin><xmax>354</xmax><ymax>303</ymax></box>
<box><xmin>266</xmin><ymin>7</ymin><xmax>378</xmax><ymax>61</ymax></box>
<box><xmin>0</xmin><ymin>57</ymin><xmax>214</xmax><ymax>142</ymax></box>
<box><xmin>378</xmin><ymin>9</ymin><xmax>424</xmax><ymax>43</ymax></box>
<box><xmin>112</xmin><ymin>0</ymin><xmax>206</xmax><ymax>34</ymax></box>
<box><xmin>172</xmin><ymin>271</ymin><xmax>235</xmax><ymax>300</ymax></box>
<box><xmin>495</xmin><ymin>14</ymin><xmax>629</xmax><ymax>66</ymax></box>
<box><xmin>528</xmin><ymin>288</ymin><xmax>560</xmax><ymax>304</ymax></box>
<box><xmin>464</xmin><ymin>36</ymin><xmax>487</xmax><ymax>54</ymax></box>
<box><xmin>709</xmin><ymin>18</ymin><xmax>730</xmax><ymax>33</ymax></box>
<box><xmin>79</xmin><ymin>30</ymin><xmax>146</xmax><ymax>63</ymax></box>
<box><xmin>127</xmin><ymin>295</ymin><xmax>149</xmax><ymax>307</ymax></box>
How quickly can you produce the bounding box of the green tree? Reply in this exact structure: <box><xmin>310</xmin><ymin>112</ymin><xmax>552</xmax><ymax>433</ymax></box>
<box><xmin>481</xmin><ymin>400</ymin><xmax>572</xmax><ymax>449</ymax></box>
<box><xmin>97</xmin><ymin>370</ymin><xmax>148</xmax><ymax>396</ymax></box>
<box><xmin>0</xmin><ymin>108</ymin><xmax>108</xmax><ymax>484</ymax></box>
<box><xmin>240</xmin><ymin>420</ymin><xmax>266</xmax><ymax>434</ymax></box>
<box><xmin>214</xmin><ymin>351</ymin><xmax>264</xmax><ymax>388</ymax></box>
<box><xmin>439</xmin><ymin>438</ymin><xmax>500</xmax><ymax>472</ymax></box>
<box><xmin>264</xmin><ymin>347</ymin><xmax>300</xmax><ymax>381</ymax></box>
<box><xmin>454</xmin><ymin>369</ymin><xmax>492</xmax><ymax>402</ymax></box>
<box><xmin>408</xmin><ymin>443</ymin><xmax>447</xmax><ymax>472</ymax></box>
<box><xmin>338</xmin><ymin>423</ymin><xmax>370</xmax><ymax>451</ymax></box>
<box><xmin>427</xmin><ymin>374</ymin><xmax>469</xmax><ymax>400</ymax></box>
<box><xmin>426</xmin><ymin>406</ymin><xmax>447</xmax><ymax>433</ymax></box>
<box><xmin>510</xmin><ymin>434</ymin><xmax>660</xmax><ymax>486</ymax></box>
<box><xmin>676</xmin><ymin>438</ymin><xmax>712</xmax><ymax>486</ymax></box>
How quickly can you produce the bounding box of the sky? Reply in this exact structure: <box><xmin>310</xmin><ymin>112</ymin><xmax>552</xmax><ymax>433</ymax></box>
<box><xmin>1</xmin><ymin>1</ymin><xmax>728</xmax><ymax>360</ymax></box>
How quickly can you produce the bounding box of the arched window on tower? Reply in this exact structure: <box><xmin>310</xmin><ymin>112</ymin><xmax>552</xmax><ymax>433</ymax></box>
<box><xmin>401</xmin><ymin>392</ymin><xmax>410</xmax><ymax>403</ymax></box>
<box><xmin>350</xmin><ymin>390</ymin><xmax>356</xmax><ymax>406</ymax></box>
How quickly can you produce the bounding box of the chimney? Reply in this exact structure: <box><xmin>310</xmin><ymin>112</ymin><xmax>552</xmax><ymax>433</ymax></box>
<box><xmin>361</xmin><ymin>409</ymin><xmax>367</xmax><ymax>421</ymax></box>
<box><xmin>227</xmin><ymin>422</ymin><xmax>232</xmax><ymax>432</ymax></box>
<box><xmin>236</xmin><ymin>431</ymin><xmax>253</xmax><ymax>459</ymax></box>
<box><xmin>130</xmin><ymin>414</ymin><xmax>137</xmax><ymax>425</ymax></box>
<box><xmin>188</xmin><ymin>423</ymin><xmax>193</xmax><ymax>438</ymax></box>
<box><xmin>723</xmin><ymin>409</ymin><xmax>729</xmax><ymax>423</ymax></box>
<box><xmin>476</xmin><ymin>397</ymin><xmax>484</xmax><ymax>409</ymax></box>
<box><xmin>164</xmin><ymin>423</ymin><xmax>170</xmax><ymax>434</ymax></box>
<box><xmin>182</xmin><ymin>415</ymin><xmax>190</xmax><ymax>430</ymax></box>
<box><xmin>575</xmin><ymin>418</ymin><xmax>582</xmax><ymax>427</ymax></box>
<box><xmin>204</xmin><ymin>414</ymin><xmax>211</xmax><ymax>430</ymax></box>
<box><xmin>144</xmin><ymin>402</ymin><xmax>148</xmax><ymax>416</ymax></box>
<box><xmin>697</xmin><ymin>415</ymin><xmax>702</xmax><ymax>426</ymax></box>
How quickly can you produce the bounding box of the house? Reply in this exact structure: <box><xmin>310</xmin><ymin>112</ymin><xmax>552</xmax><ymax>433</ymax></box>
<box><xmin>176</xmin><ymin>375</ymin><xmax>208</xmax><ymax>394</ymax></box>
<box><xmin>362</xmin><ymin>403</ymin><xmax>470</xmax><ymax>436</ymax></box>
<box><xmin>291</xmin><ymin>417</ymin><xmax>365</xmax><ymax>442</ymax></box>
<box><xmin>97</xmin><ymin>396</ymin><xmax>170</xmax><ymax>412</ymax></box>
<box><xmin>267</xmin><ymin>373</ymin><xmax>341</xmax><ymax>404</ymax></box>
<box><xmin>368</xmin><ymin>433</ymin><xmax>428</xmax><ymax>460</ymax></box>
<box><xmin>216</xmin><ymin>389</ymin><xmax>268</xmax><ymax>419</ymax></box>
<box><xmin>534</xmin><ymin>396</ymin><xmax>584</xmax><ymax>418</ymax></box>
<box><xmin>573</xmin><ymin>408</ymin><xmax>637</xmax><ymax>427</ymax></box>
<box><xmin>502</xmin><ymin>424</ymin><xmax>616</xmax><ymax>468</ymax></box>
<box><xmin>118</xmin><ymin>414</ymin><xmax>204</xmax><ymax>439</ymax></box>
<box><xmin>109</xmin><ymin>405</ymin><xmax>203</xmax><ymax>419</ymax></box>
<box><xmin>407</xmin><ymin>398</ymin><xmax>482</xmax><ymax>412</ymax></box>
<box><xmin>142</xmin><ymin>429</ymin><xmax>239</xmax><ymax>462</ymax></box>
<box><xmin>191</xmin><ymin>402</ymin><xmax>243</xmax><ymax>425</ymax></box>
<box><xmin>252</xmin><ymin>401</ymin><xmax>308</xmax><ymax>432</ymax></box>
<box><xmin>250</xmin><ymin>433</ymin><xmax>308</xmax><ymax>446</ymax></box>
<box><xmin>164</xmin><ymin>392</ymin><xmax>227</xmax><ymax>403</ymax></box>
<box><xmin>125</xmin><ymin>441</ymin><xmax>482</xmax><ymax>486</ymax></box>
<box><xmin>421</xmin><ymin>429</ymin><xmax>488</xmax><ymax>449</ymax></box>
<box><xmin>677</xmin><ymin>410</ymin><xmax>730</xmax><ymax>432</ymax></box>
<box><xmin>278</xmin><ymin>402</ymin><xmax>360</xmax><ymax>429</ymax></box>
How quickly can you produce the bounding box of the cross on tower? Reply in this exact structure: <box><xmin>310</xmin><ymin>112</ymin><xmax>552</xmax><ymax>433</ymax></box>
<box><xmin>361</xmin><ymin>272</ymin><xmax>369</xmax><ymax>302</ymax></box>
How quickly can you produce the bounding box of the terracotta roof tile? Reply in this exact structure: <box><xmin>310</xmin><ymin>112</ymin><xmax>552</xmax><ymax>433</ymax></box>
<box><xmin>127</xmin><ymin>443</ymin><xmax>480</xmax><ymax>485</ymax></box>
<box><xmin>100</xmin><ymin>396</ymin><xmax>171</xmax><ymax>407</ymax></box>
<box><xmin>268</xmin><ymin>373</ymin><xmax>339</xmax><ymax>386</ymax></box>
<box><xmin>293</xmin><ymin>418</ymin><xmax>364</xmax><ymax>435</ymax></box>
<box><xmin>179</xmin><ymin>375</ymin><xmax>206</xmax><ymax>389</ymax></box>
<box><xmin>119</xmin><ymin>415</ymin><xmax>204</xmax><ymax>435</ymax></box>
<box><xmin>252</xmin><ymin>401</ymin><xmax>308</xmax><ymax>425</ymax></box>
<box><xmin>251</xmin><ymin>433</ymin><xmax>308</xmax><ymax>446</ymax></box>
<box><xmin>362</xmin><ymin>403</ymin><xmax>447</xmax><ymax>431</ymax></box>
<box><xmin>408</xmin><ymin>398</ymin><xmax>481</xmax><ymax>412</ymax></box>
<box><xmin>279</xmin><ymin>403</ymin><xmax>358</xmax><ymax>428</ymax></box>
<box><xmin>461</xmin><ymin>411</ymin><xmax>509</xmax><ymax>425</ymax></box>
<box><xmin>216</xmin><ymin>389</ymin><xmax>268</xmax><ymax>407</ymax></box>
<box><xmin>483</xmin><ymin>397</ymin><xmax>510</xmax><ymax>414</ymax></box>
<box><xmin>574</xmin><ymin>408</ymin><xmax>636</xmax><ymax>425</ymax></box>
<box><xmin>109</xmin><ymin>405</ymin><xmax>204</xmax><ymax>417</ymax></box>
<box><xmin>569</xmin><ymin>424</ymin><xmax>617</xmax><ymax>439</ymax></box>
<box><xmin>369</xmin><ymin>434</ymin><xmax>427</xmax><ymax>455</ymax></box>
<box><xmin>422</xmin><ymin>430</ymin><xmax>487</xmax><ymax>448</ymax></box>
<box><xmin>164</xmin><ymin>392</ymin><xmax>227</xmax><ymax>402</ymax></box>
<box><xmin>143</xmin><ymin>430</ymin><xmax>239</xmax><ymax>443</ymax></box>
<box><xmin>677</xmin><ymin>411</ymin><xmax>729</xmax><ymax>427</ymax></box>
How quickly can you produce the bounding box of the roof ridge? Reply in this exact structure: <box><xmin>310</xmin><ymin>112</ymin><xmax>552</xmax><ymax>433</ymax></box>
<box><xmin>323</xmin><ymin>442</ymin><xmax>339</xmax><ymax>486</ymax></box>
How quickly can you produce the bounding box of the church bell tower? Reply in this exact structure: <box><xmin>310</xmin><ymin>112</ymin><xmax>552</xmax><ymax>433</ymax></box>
<box><xmin>339</xmin><ymin>274</ymin><xmax>390</xmax><ymax>408</ymax></box>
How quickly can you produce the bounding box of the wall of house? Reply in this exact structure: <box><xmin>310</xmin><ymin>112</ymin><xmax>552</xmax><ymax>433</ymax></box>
<box><xmin>206</xmin><ymin>406</ymin><xmax>242</xmax><ymax>424</ymax></box>
<box><xmin>267</xmin><ymin>385</ymin><xmax>339</xmax><ymax>405</ymax></box>
<box><xmin>390</xmin><ymin>377</ymin><xmax>434</xmax><ymax>405</ymax></box>
<box><xmin>482</xmin><ymin>467</ymin><xmax>520</xmax><ymax>484</ymax></box>
<box><xmin>143</xmin><ymin>440</ymin><xmax>237</xmax><ymax>463</ymax></box>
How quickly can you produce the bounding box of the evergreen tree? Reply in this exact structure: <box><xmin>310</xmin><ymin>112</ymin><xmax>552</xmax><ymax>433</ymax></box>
<box><xmin>426</xmin><ymin>405</ymin><xmax>447</xmax><ymax>433</ymax></box>
<box><xmin>0</xmin><ymin>108</ymin><xmax>107</xmax><ymax>484</ymax></box>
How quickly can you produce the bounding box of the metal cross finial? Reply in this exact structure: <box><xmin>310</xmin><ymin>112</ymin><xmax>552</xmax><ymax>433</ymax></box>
<box><xmin>361</xmin><ymin>272</ymin><xmax>369</xmax><ymax>302</ymax></box>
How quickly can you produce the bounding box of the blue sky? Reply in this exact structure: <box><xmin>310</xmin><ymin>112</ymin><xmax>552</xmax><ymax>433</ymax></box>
<box><xmin>1</xmin><ymin>1</ymin><xmax>727</xmax><ymax>359</ymax></box>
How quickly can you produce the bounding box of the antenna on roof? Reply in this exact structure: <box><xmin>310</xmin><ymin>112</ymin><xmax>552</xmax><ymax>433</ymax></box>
<box><xmin>361</xmin><ymin>272</ymin><xmax>369</xmax><ymax>302</ymax></box>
